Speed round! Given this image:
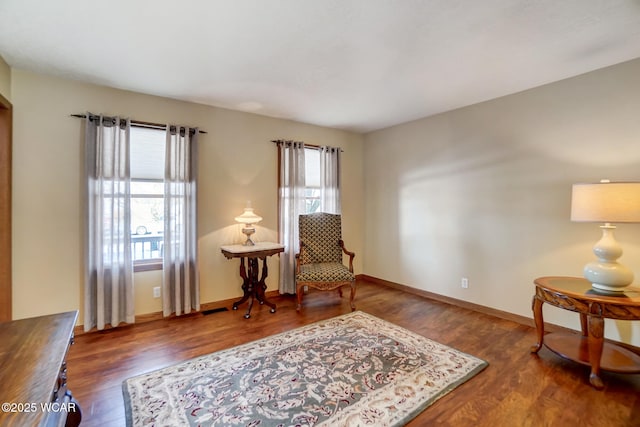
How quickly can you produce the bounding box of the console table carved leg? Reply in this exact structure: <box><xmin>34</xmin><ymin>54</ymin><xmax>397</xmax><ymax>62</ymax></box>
<box><xmin>579</xmin><ymin>313</ymin><xmax>588</xmax><ymax>336</ymax></box>
<box><xmin>530</xmin><ymin>296</ymin><xmax>545</xmax><ymax>353</ymax></box>
<box><xmin>232</xmin><ymin>258</ymin><xmax>251</xmax><ymax>312</ymax></box>
<box><xmin>241</xmin><ymin>257</ymin><xmax>261</xmax><ymax>319</ymax></box>
<box><xmin>256</xmin><ymin>256</ymin><xmax>267</xmax><ymax>306</ymax></box>
<box><xmin>254</xmin><ymin>256</ymin><xmax>276</xmax><ymax>313</ymax></box>
<box><xmin>587</xmin><ymin>303</ymin><xmax>605</xmax><ymax>390</ymax></box>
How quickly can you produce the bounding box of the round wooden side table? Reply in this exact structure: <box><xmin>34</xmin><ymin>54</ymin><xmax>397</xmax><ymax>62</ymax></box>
<box><xmin>530</xmin><ymin>276</ymin><xmax>640</xmax><ymax>389</ymax></box>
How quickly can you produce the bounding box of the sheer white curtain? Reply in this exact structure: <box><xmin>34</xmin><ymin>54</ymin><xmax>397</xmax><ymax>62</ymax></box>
<box><xmin>84</xmin><ymin>114</ymin><xmax>134</xmax><ymax>332</ymax></box>
<box><xmin>163</xmin><ymin>125</ymin><xmax>199</xmax><ymax>316</ymax></box>
<box><xmin>319</xmin><ymin>146</ymin><xmax>341</xmax><ymax>214</ymax></box>
<box><xmin>277</xmin><ymin>140</ymin><xmax>306</xmax><ymax>294</ymax></box>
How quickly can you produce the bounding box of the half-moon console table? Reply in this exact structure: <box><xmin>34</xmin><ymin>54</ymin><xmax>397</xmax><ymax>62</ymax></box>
<box><xmin>531</xmin><ymin>276</ymin><xmax>640</xmax><ymax>389</ymax></box>
<box><xmin>221</xmin><ymin>242</ymin><xmax>285</xmax><ymax>319</ymax></box>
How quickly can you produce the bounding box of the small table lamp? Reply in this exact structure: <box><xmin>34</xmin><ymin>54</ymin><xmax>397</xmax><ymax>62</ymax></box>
<box><xmin>235</xmin><ymin>203</ymin><xmax>262</xmax><ymax>246</ymax></box>
<box><xmin>571</xmin><ymin>180</ymin><xmax>640</xmax><ymax>292</ymax></box>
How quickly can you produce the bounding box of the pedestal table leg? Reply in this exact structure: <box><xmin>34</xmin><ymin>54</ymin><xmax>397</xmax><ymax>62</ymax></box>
<box><xmin>255</xmin><ymin>257</ymin><xmax>276</xmax><ymax>313</ymax></box>
<box><xmin>232</xmin><ymin>258</ymin><xmax>251</xmax><ymax>312</ymax></box>
<box><xmin>242</xmin><ymin>258</ymin><xmax>260</xmax><ymax>318</ymax></box>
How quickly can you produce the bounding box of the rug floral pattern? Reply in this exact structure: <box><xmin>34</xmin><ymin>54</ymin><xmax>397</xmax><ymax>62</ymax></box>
<box><xmin>123</xmin><ymin>311</ymin><xmax>487</xmax><ymax>426</ymax></box>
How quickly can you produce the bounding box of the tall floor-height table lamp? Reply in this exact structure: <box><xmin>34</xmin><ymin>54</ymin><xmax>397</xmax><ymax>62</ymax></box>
<box><xmin>571</xmin><ymin>180</ymin><xmax>640</xmax><ymax>292</ymax></box>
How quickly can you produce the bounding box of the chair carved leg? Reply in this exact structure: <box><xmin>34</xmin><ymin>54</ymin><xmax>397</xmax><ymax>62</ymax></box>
<box><xmin>349</xmin><ymin>281</ymin><xmax>356</xmax><ymax>311</ymax></box>
<box><xmin>296</xmin><ymin>284</ymin><xmax>304</xmax><ymax>312</ymax></box>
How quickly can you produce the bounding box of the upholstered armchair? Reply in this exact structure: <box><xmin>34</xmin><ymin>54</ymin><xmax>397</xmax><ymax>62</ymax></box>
<box><xmin>295</xmin><ymin>212</ymin><xmax>356</xmax><ymax>311</ymax></box>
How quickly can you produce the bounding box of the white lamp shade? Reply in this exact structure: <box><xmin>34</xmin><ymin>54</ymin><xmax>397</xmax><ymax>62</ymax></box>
<box><xmin>571</xmin><ymin>182</ymin><xmax>640</xmax><ymax>223</ymax></box>
<box><xmin>235</xmin><ymin>208</ymin><xmax>262</xmax><ymax>225</ymax></box>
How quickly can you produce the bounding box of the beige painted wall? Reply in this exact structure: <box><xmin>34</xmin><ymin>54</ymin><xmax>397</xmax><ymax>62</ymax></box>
<box><xmin>0</xmin><ymin>55</ymin><xmax>10</xmax><ymax>100</ymax></box>
<box><xmin>364</xmin><ymin>58</ymin><xmax>640</xmax><ymax>346</ymax></box>
<box><xmin>10</xmin><ymin>59</ymin><xmax>640</xmax><ymax>345</ymax></box>
<box><xmin>10</xmin><ymin>69</ymin><xmax>364</xmax><ymax>324</ymax></box>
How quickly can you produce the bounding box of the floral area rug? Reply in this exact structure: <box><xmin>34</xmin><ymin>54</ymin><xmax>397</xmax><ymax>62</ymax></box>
<box><xmin>122</xmin><ymin>311</ymin><xmax>487</xmax><ymax>426</ymax></box>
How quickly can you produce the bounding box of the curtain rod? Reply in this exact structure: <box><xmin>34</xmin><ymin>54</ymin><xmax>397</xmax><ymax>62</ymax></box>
<box><xmin>271</xmin><ymin>139</ymin><xmax>343</xmax><ymax>152</ymax></box>
<box><xmin>71</xmin><ymin>114</ymin><xmax>207</xmax><ymax>134</ymax></box>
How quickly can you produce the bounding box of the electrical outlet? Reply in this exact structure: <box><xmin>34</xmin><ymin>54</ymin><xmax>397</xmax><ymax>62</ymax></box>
<box><xmin>461</xmin><ymin>278</ymin><xmax>469</xmax><ymax>289</ymax></box>
<box><xmin>153</xmin><ymin>286</ymin><xmax>161</xmax><ymax>298</ymax></box>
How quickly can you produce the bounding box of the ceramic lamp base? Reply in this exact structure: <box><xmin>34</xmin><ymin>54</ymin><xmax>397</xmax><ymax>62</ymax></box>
<box><xmin>584</xmin><ymin>262</ymin><xmax>634</xmax><ymax>292</ymax></box>
<box><xmin>584</xmin><ymin>224</ymin><xmax>634</xmax><ymax>292</ymax></box>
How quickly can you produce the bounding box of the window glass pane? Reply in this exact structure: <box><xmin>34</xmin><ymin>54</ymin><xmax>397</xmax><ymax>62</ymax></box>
<box><xmin>305</xmin><ymin>188</ymin><xmax>320</xmax><ymax>214</ymax></box>
<box><xmin>131</xmin><ymin>180</ymin><xmax>164</xmax><ymax>196</ymax></box>
<box><xmin>131</xmin><ymin>196</ymin><xmax>164</xmax><ymax>260</ymax></box>
<box><xmin>131</xmin><ymin>197</ymin><xmax>163</xmax><ymax>234</ymax></box>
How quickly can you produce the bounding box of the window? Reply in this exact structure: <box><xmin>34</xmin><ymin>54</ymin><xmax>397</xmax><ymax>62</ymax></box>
<box><xmin>302</xmin><ymin>145</ymin><xmax>341</xmax><ymax>214</ymax></box>
<box><xmin>276</xmin><ymin>140</ymin><xmax>341</xmax><ymax>295</ymax></box>
<box><xmin>130</xmin><ymin>127</ymin><xmax>165</xmax><ymax>266</ymax></box>
<box><xmin>84</xmin><ymin>115</ymin><xmax>200</xmax><ymax>328</ymax></box>
<box><xmin>304</xmin><ymin>147</ymin><xmax>321</xmax><ymax>213</ymax></box>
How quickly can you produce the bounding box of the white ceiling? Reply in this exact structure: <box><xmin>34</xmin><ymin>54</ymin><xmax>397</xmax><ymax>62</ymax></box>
<box><xmin>1</xmin><ymin>0</ymin><xmax>640</xmax><ymax>133</ymax></box>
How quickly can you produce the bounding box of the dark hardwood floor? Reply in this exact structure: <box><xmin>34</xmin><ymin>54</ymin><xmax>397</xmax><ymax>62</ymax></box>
<box><xmin>67</xmin><ymin>279</ymin><xmax>640</xmax><ymax>426</ymax></box>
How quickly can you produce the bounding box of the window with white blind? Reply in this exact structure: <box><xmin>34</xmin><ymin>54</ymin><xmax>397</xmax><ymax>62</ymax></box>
<box><xmin>304</xmin><ymin>147</ymin><xmax>320</xmax><ymax>213</ymax></box>
<box><xmin>130</xmin><ymin>127</ymin><xmax>165</xmax><ymax>264</ymax></box>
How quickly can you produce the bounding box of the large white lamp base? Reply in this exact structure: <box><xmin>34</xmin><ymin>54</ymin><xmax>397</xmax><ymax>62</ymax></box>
<box><xmin>584</xmin><ymin>224</ymin><xmax>634</xmax><ymax>292</ymax></box>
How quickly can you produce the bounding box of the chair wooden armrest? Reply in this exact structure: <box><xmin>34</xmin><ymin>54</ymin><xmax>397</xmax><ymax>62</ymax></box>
<box><xmin>295</xmin><ymin>253</ymin><xmax>301</xmax><ymax>274</ymax></box>
<box><xmin>339</xmin><ymin>240</ymin><xmax>355</xmax><ymax>272</ymax></box>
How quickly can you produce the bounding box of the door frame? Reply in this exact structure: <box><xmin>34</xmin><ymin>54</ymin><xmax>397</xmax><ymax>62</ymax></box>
<box><xmin>0</xmin><ymin>92</ymin><xmax>12</xmax><ymax>322</ymax></box>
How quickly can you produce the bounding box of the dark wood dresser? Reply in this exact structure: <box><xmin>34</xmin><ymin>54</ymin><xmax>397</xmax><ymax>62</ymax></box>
<box><xmin>0</xmin><ymin>310</ymin><xmax>81</xmax><ymax>426</ymax></box>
